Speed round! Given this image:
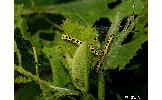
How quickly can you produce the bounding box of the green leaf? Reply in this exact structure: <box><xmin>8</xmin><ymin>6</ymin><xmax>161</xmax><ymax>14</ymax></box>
<box><xmin>14</xmin><ymin>5</ymin><xmax>31</xmax><ymax>40</ymax></box>
<box><xmin>102</xmin><ymin>9</ymin><xmax>147</xmax><ymax>70</ymax></box>
<box><xmin>31</xmin><ymin>29</ymin><xmax>56</xmax><ymax>48</ymax></box>
<box><xmin>42</xmin><ymin>46</ymin><xmax>74</xmax><ymax>89</ymax></box>
<box><xmin>69</xmin><ymin>42</ymin><xmax>90</xmax><ymax>93</ymax></box>
<box><xmin>108</xmin><ymin>0</ymin><xmax>144</xmax><ymax>20</ymax></box>
<box><xmin>52</xmin><ymin>0</ymin><xmax>109</xmax><ymax>25</ymax></box>
<box><xmin>104</xmin><ymin>32</ymin><xmax>147</xmax><ymax>70</ymax></box>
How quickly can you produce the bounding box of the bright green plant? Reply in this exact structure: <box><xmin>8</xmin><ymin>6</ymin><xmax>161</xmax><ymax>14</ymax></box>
<box><xmin>14</xmin><ymin>0</ymin><xmax>147</xmax><ymax>100</ymax></box>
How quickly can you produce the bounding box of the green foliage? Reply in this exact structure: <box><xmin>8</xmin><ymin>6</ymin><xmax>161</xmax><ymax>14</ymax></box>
<box><xmin>103</xmin><ymin>11</ymin><xmax>148</xmax><ymax>70</ymax></box>
<box><xmin>15</xmin><ymin>65</ymin><xmax>80</xmax><ymax>99</ymax></box>
<box><xmin>18</xmin><ymin>0</ymin><xmax>144</xmax><ymax>25</ymax></box>
<box><xmin>42</xmin><ymin>46</ymin><xmax>75</xmax><ymax>89</ymax></box>
<box><xmin>14</xmin><ymin>0</ymin><xmax>148</xmax><ymax>99</ymax></box>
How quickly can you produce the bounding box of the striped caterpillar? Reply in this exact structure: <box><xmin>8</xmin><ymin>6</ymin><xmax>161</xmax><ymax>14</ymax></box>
<box><xmin>102</xmin><ymin>34</ymin><xmax>116</xmax><ymax>56</ymax></box>
<box><xmin>96</xmin><ymin>33</ymin><xmax>116</xmax><ymax>72</ymax></box>
<box><xmin>62</xmin><ymin>34</ymin><xmax>101</xmax><ymax>56</ymax></box>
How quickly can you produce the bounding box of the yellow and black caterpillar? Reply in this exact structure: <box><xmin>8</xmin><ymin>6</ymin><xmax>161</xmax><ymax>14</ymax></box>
<box><xmin>96</xmin><ymin>33</ymin><xmax>116</xmax><ymax>72</ymax></box>
<box><xmin>62</xmin><ymin>34</ymin><xmax>100</xmax><ymax>56</ymax></box>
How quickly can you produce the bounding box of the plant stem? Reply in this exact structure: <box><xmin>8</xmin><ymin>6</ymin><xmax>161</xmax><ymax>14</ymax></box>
<box><xmin>14</xmin><ymin>40</ymin><xmax>22</xmax><ymax>66</ymax></box>
<box><xmin>98</xmin><ymin>70</ymin><xmax>105</xmax><ymax>100</ymax></box>
<box><xmin>14</xmin><ymin>65</ymin><xmax>80</xmax><ymax>96</ymax></box>
<box><xmin>32</xmin><ymin>43</ymin><xmax>39</xmax><ymax>77</ymax></box>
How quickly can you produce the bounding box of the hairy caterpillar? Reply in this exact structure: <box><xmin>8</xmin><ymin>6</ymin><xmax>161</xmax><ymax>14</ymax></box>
<box><xmin>96</xmin><ymin>33</ymin><xmax>116</xmax><ymax>72</ymax></box>
<box><xmin>62</xmin><ymin>34</ymin><xmax>100</xmax><ymax>56</ymax></box>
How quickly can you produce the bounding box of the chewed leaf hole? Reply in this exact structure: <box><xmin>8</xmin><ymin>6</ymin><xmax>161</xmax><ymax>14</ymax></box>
<box><xmin>39</xmin><ymin>32</ymin><xmax>55</xmax><ymax>41</ymax></box>
<box><xmin>121</xmin><ymin>32</ymin><xmax>134</xmax><ymax>45</ymax></box>
<box><xmin>107</xmin><ymin>0</ymin><xmax>122</xmax><ymax>9</ymax></box>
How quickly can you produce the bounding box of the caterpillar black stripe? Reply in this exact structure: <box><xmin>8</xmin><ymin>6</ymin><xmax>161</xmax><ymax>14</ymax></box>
<box><xmin>62</xmin><ymin>34</ymin><xmax>100</xmax><ymax>56</ymax></box>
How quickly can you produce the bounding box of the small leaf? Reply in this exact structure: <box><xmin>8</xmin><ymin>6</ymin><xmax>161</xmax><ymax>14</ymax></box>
<box><xmin>42</xmin><ymin>46</ymin><xmax>74</xmax><ymax>89</ymax></box>
<box><xmin>70</xmin><ymin>42</ymin><xmax>90</xmax><ymax>93</ymax></box>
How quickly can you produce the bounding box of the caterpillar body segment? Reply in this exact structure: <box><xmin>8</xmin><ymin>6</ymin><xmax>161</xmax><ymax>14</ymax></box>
<box><xmin>62</xmin><ymin>34</ymin><xmax>82</xmax><ymax>45</ymax></box>
<box><xmin>62</xmin><ymin>34</ymin><xmax>72</xmax><ymax>41</ymax></box>
<box><xmin>88</xmin><ymin>45</ymin><xmax>101</xmax><ymax>57</ymax></box>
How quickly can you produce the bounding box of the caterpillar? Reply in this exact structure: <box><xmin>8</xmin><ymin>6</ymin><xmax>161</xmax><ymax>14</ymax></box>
<box><xmin>102</xmin><ymin>34</ymin><xmax>116</xmax><ymax>56</ymax></box>
<box><xmin>62</xmin><ymin>34</ymin><xmax>101</xmax><ymax>56</ymax></box>
<box><xmin>62</xmin><ymin>34</ymin><xmax>82</xmax><ymax>45</ymax></box>
<box><xmin>96</xmin><ymin>33</ymin><xmax>116</xmax><ymax>72</ymax></box>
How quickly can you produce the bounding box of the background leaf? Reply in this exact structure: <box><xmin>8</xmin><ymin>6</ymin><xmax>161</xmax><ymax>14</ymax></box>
<box><xmin>42</xmin><ymin>46</ymin><xmax>75</xmax><ymax>89</ymax></box>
